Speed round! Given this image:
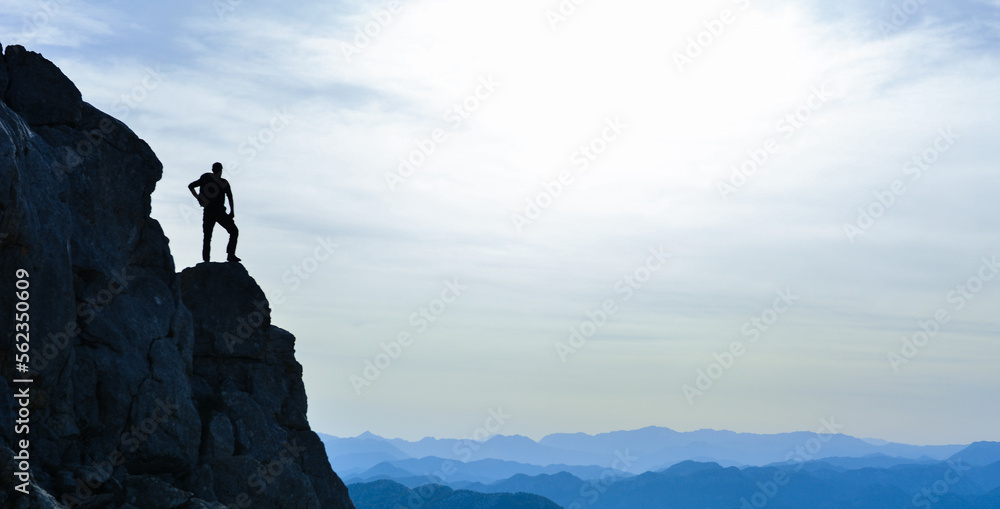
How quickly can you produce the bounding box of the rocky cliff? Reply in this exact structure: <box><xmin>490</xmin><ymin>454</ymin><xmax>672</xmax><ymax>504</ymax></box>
<box><xmin>0</xmin><ymin>43</ymin><xmax>354</xmax><ymax>509</ymax></box>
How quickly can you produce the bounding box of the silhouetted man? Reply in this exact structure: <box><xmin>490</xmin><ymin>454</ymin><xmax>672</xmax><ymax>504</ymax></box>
<box><xmin>189</xmin><ymin>162</ymin><xmax>240</xmax><ymax>263</ymax></box>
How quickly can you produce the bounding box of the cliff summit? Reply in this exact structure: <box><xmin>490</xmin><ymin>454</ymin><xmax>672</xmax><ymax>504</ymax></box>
<box><xmin>0</xmin><ymin>43</ymin><xmax>354</xmax><ymax>509</ymax></box>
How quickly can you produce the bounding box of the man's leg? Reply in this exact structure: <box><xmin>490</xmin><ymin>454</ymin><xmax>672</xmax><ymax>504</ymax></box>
<box><xmin>202</xmin><ymin>211</ymin><xmax>217</xmax><ymax>262</ymax></box>
<box><xmin>216</xmin><ymin>214</ymin><xmax>239</xmax><ymax>261</ymax></box>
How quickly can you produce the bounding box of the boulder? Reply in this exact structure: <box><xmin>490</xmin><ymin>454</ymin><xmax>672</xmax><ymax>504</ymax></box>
<box><xmin>3</xmin><ymin>45</ymin><xmax>82</xmax><ymax>127</ymax></box>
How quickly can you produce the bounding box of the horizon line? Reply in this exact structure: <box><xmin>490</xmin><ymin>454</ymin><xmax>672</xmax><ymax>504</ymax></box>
<box><xmin>319</xmin><ymin>426</ymin><xmax>979</xmax><ymax>448</ymax></box>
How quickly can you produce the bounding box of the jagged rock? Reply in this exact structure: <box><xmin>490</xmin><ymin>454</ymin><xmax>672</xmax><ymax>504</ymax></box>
<box><xmin>0</xmin><ymin>46</ymin><xmax>354</xmax><ymax>509</ymax></box>
<box><xmin>180</xmin><ymin>264</ymin><xmax>354</xmax><ymax>508</ymax></box>
<box><xmin>0</xmin><ymin>43</ymin><xmax>9</xmax><ymax>99</ymax></box>
<box><xmin>122</xmin><ymin>476</ymin><xmax>192</xmax><ymax>509</ymax></box>
<box><xmin>3</xmin><ymin>45</ymin><xmax>82</xmax><ymax>127</ymax></box>
<box><xmin>182</xmin><ymin>501</ymin><xmax>226</xmax><ymax>509</ymax></box>
<box><xmin>205</xmin><ymin>414</ymin><xmax>235</xmax><ymax>459</ymax></box>
<box><xmin>180</xmin><ymin>263</ymin><xmax>269</xmax><ymax>359</ymax></box>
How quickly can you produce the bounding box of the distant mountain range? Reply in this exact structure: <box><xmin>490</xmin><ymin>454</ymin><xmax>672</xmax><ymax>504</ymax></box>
<box><xmin>347</xmin><ymin>443</ymin><xmax>1000</xmax><ymax>509</ymax></box>
<box><xmin>320</xmin><ymin>426</ymin><xmax>969</xmax><ymax>479</ymax></box>
<box><xmin>459</xmin><ymin>453</ymin><xmax>1000</xmax><ymax>509</ymax></box>
<box><xmin>332</xmin><ymin>429</ymin><xmax>1000</xmax><ymax>509</ymax></box>
<box><xmin>349</xmin><ymin>479</ymin><xmax>562</xmax><ymax>509</ymax></box>
<box><xmin>343</xmin><ymin>456</ymin><xmax>619</xmax><ymax>486</ymax></box>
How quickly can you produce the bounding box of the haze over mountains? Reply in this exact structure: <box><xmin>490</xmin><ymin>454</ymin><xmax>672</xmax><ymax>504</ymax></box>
<box><xmin>323</xmin><ymin>425</ymin><xmax>966</xmax><ymax>479</ymax></box>
<box><xmin>331</xmin><ymin>428</ymin><xmax>1000</xmax><ymax>509</ymax></box>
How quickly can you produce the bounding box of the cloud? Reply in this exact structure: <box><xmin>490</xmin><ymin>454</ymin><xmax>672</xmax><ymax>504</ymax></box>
<box><xmin>17</xmin><ymin>0</ymin><xmax>1000</xmax><ymax>444</ymax></box>
<box><xmin>0</xmin><ymin>0</ymin><xmax>119</xmax><ymax>47</ymax></box>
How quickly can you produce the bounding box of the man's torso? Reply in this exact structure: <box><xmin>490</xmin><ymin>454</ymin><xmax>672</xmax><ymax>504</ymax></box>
<box><xmin>198</xmin><ymin>173</ymin><xmax>229</xmax><ymax>210</ymax></box>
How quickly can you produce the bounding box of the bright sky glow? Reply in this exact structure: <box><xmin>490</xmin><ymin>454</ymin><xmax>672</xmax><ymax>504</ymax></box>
<box><xmin>4</xmin><ymin>0</ymin><xmax>999</xmax><ymax>445</ymax></box>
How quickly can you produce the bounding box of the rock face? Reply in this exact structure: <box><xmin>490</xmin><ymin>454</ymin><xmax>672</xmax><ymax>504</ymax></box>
<box><xmin>0</xmin><ymin>44</ymin><xmax>354</xmax><ymax>509</ymax></box>
<box><xmin>180</xmin><ymin>263</ymin><xmax>354</xmax><ymax>508</ymax></box>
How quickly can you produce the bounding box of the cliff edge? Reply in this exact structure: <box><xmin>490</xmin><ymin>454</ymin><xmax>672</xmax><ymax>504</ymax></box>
<box><xmin>0</xmin><ymin>43</ymin><xmax>354</xmax><ymax>509</ymax></box>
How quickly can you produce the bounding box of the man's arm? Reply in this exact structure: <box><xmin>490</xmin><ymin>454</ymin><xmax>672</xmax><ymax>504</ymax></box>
<box><xmin>226</xmin><ymin>187</ymin><xmax>235</xmax><ymax>217</ymax></box>
<box><xmin>188</xmin><ymin>180</ymin><xmax>201</xmax><ymax>202</ymax></box>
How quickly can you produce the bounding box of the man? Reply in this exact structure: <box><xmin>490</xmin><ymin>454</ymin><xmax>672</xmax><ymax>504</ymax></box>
<box><xmin>188</xmin><ymin>162</ymin><xmax>240</xmax><ymax>263</ymax></box>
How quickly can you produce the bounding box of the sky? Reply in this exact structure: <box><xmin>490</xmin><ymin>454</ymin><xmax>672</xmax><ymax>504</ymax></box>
<box><xmin>3</xmin><ymin>0</ymin><xmax>999</xmax><ymax>446</ymax></box>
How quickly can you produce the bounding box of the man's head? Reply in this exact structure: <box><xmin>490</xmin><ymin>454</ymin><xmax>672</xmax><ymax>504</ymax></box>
<box><xmin>212</xmin><ymin>162</ymin><xmax>223</xmax><ymax>175</ymax></box>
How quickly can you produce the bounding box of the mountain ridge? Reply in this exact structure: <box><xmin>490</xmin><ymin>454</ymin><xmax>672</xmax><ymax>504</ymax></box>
<box><xmin>322</xmin><ymin>428</ymin><xmax>970</xmax><ymax>476</ymax></box>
